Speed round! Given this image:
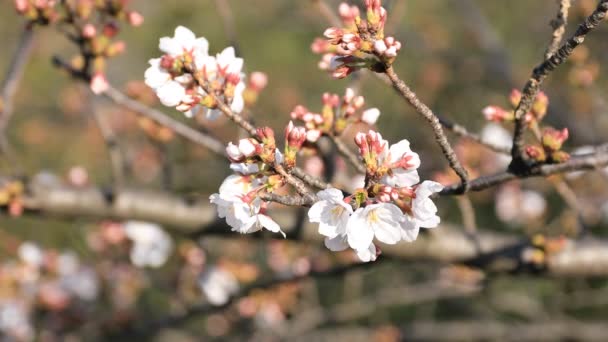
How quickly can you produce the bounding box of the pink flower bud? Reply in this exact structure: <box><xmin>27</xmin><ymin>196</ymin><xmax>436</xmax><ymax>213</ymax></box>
<box><xmin>248</xmin><ymin>71</ymin><xmax>268</xmax><ymax>92</ymax></box>
<box><xmin>509</xmin><ymin>89</ymin><xmax>522</xmax><ymax>107</ymax></box>
<box><xmin>14</xmin><ymin>0</ymin><xmax>29</xmax><ymax>13</ymax></box>
<box><xmin>127</xmin><ymin>11</ymin><xmax>144</xmax><ymax>27</ymax></box>
<box><xmin>541</xmin><ymin>127</ymin><xmax>569</xmax><ymax>152</ymax></box>
<box><xmin>90</xmin><ymin>73</ymin><xmax>109</xmax><ymax>95</ymax></box>
<box><xmin>311</xmin><ymin>38</ymin><xmax>330</xmax><ymax>54</ymax></box>
<box><xmin>323</xmin><ymin>27</ymin><xmax>343</xmax><ymax>44</ymax></box>
<box><xmin>103</xmin><ymin>22</ymin><xmax>120</xmax><ymax>38</ymax></box>
<box><xmin>355</xmin><ymin>132</ymin><xmax>369</xmax><ymax>155</ymax></box>
<box><xmin>285</xmin><ymin>121</ymin><xmax>307</xmax><ymax>148</ymax></box>
<box><xmin>482</xmin><ymin>105</ymin><xmax>509</xmax><ymax>122</ymax></box>
<box><xmin>82</xmin><ymin>24</ymin><xmax>97</xmax><ymax>39</ymax></box>
<box><xmin>290</xmin><ymin>105</ymin><xmax>308</xmax><ymax>120</ymax></box>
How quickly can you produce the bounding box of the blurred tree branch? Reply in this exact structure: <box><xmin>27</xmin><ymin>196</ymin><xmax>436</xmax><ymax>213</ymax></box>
<box><xmin>0</xmin><ymin>25</ymin><xmax>35</xmax><ymax>157</ymax></box>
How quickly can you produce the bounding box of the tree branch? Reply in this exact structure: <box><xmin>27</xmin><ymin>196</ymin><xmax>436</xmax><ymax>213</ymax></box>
<box><xmin>442</xmin><ymin>143</ymin><xmax>608</xmax><ymax>195</ymax></box>
<box><xmin>0</xmin><ymin>26</ymin><xmax>35</xmax><ymax>153</ymax></box>
<box><xmin>328</xmin><ymin>135</ymin><xmax>366</xmax><ymax>174</ymax></box>
<box><xmin>545</xmin><ymin>0</ymin><xmax>571</xmax><ymax>60</ymax></box>
<box><xmin>510</xmin><ymin>0</ymin><xmax>608</xmax><ymax>168</ymax></box>
<box><xmin>384</xmin><ymin>66</ymin><xmax>469</xmax><ymax>190</ymax></box>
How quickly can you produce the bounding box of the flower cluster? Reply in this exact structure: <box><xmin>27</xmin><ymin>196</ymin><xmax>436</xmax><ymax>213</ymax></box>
<box><xmin>0</xmin><ymin>240</ymin><xmax>100</xmax><ymax>340</ymax></box>
<box><xmin>15</xmin><ymin>0</ymin><xmax>144</xmax><ymax>95</ymax></box>
<box><xmin>290</xmin><ymin>88</ymin><xmax>380</xmax><ymax>142</ymax></box>
<box><xmin>211</xmin><ymin>128</ymin><xmax>288</xmax><ymax>237</ymax></box>
<box><xmin>482</xmin><ymin>90</ymin><xmax>570</xmax><ymax>163</ymax></box>
<box><xmin>312</xmin><ymin>0</ymin><xmax>402</xmax><ymax>78</ymax></box>
<box><xmin>308</xmin><ymin>131</ymin><xmax>443</xmax><ymax>262</ymax></box>
<box><xmin>145</xmin><ymin>26</ymin><xmax>247</xmax><ymax>120</ymax></box>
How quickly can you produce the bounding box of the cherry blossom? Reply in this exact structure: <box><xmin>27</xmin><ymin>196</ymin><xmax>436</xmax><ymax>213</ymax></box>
<box><xmin>400</xmin><ymin>181</ymin><xmax>444</xmax><ymax>241</ymax></box>
<box><xmin>347</xmin><ymin>203</ymin><xmax>404</xmax><ymax>252</ymax></box>
<box><xmin>380</xmin><ymin>139</ymin><xmax>421</xmax><ymax>188</ymax></box>
<box><xmin>124</xmin><ymin>221</ymin><xmax>173</xmax><ymax>268</ymax></box>
<box><xmin>308</xmin><ymin>188</ymin><xmax>353</xmax><ymax>241</ymax></box>
<box><xmin>159</xmin><ymin>26</ymin><xmax>209</xmax><ymax>58</ymax></box>
<box><xmin>198</xmin><ymin>266</ymin><xmax>239</xmax><ymax>306</ymax></box>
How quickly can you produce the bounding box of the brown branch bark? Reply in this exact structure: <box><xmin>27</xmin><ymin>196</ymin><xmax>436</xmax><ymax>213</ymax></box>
<box><xmin>510</xmin><ymin>0</ymin><xmax>608</xmax><ymax>169</ymax></box>
<box><xmin>545</xmin><ymin>0</ymin><xmax>571</xmax><ymax>60</ymax></box>
<box><xmin>442</xmin><ymin>143</ymin><xmax>608</xmax><ymax>195</ymax></box>
<box><xmin>384</xmin><ymin>66</ymin><xmax>469</xmax><ymax>190</ymax></box>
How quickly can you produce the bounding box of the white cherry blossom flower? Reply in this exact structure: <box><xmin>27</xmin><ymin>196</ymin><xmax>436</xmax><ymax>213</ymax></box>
<box><xmin>18</xmin><ymin>242</ymin><xmax>43</xmax><ymax>268</ymax></box>
<box><xmin>400</xmin><ymin>181</ymin><xmax>444</xmax><ymax>241</ymax></box>
<box><xmin>198</xmin><ymin>266</ymin><xmax>239</xmax><ymax>306</ymax></box>
<box><xmin>308</xmin><ymin>188</ymin><xmax>353</xmax><ymax>239</ymax></box>
<box><xmin>361</xmin><ymin>108</ymin><xmax>381</xmax><ymax>125</ymax></box>
<box><xmin>156</xmin><ymin>80</ymin><xmax>186</xmax><ymax>107</ymax></box>
<box><xmin>159</xmin><ymin>25</ymin><xmax>209</xmax><ymax>57</ymax></box>
<box><xmin>216</xmin><ymin>46</ymin><xmax>244</xmax><ymax>75</ymax></box>
<box><xmin>347</xmin><ymin>202</ymin><xmax>404</xmax><ymax>252</ymax></box>
<box><xmin>381</xmin><ymin>139</ymin><xmax>421</xmax><ymax>187</ymax></box>
<box><xmin>124</xmin><ymin>221</ymin><xmax>173</xmax><ymax>268</ymax></box>
<box><xmin>210</xmin><ymin>176</ymin><xmax>284</xmax><ymax>237</ymax></box>
<box><xmin>356</xmin><ymin>243</ymin><xmax>378</xmax><ymax>262</ymax></box>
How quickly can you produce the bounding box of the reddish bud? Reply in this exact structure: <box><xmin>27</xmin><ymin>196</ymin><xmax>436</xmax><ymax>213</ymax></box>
<box><xmin>127</xmin><ymin>11</ymin><xmax>144</xmax><ymax>27</ymax></box>
<box><xmin>82</xmin><ymin>24</ymin><xmax>97</xmax><ymax>39</ymax></box>
<box><xmin>532</xmin><ymin>91</ymin><xmax>549</xmax><ymax>119</ymax></box>
<box><xmin>509</xmin><ymin>89</ymin><xmax>522</xmax><ymax>108</ymax></box>
<box><xmin>550</xmin><ymin>151</ymin><xmax>570</xmax><ymax>163</ymax></box>
<box><xmin>525</xmin><ymin>145</ymin><xmax>547</xmax><ymax>162</ymax></box>
<box><xmin>14</xmin><ymin>0</ymin><xmax>29</xmax><ymax>13</ymax></box>
<box><xmin>541</xmin><ymin>127</ymin><xmax>569</xmax><ymax>152</ymax></box>
<box><xmin>103</xmin><ymin>22</ymin><xmax>120</xmax><ymax>38</ymax></box>
<box><xmin>248</xmin><ymin>71</ymin><xmax>268</xmax><ymax>92</ymax></box>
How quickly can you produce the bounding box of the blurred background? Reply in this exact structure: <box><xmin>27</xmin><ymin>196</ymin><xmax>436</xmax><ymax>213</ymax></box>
<box><xmin>1</xmin><ymin>0</ymin><xmax>608</xmax><ymax>340</ymax></box>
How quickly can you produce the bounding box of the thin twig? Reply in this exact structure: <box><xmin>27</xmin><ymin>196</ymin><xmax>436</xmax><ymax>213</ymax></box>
<box><xmin>329</xmin><ymin>135</ymin><xmax>366</xmax><ymax>173</ymax></box>
<box><xmin>510</xmin><ymin>0</ymin><xmax>608</xmax><ymax>169</ymax></box>
<box><xmin>438</xmin><ymin>116</ymin><xmax>511</xmax><ymax>155</ymax></box>
<box><xmin>52</xmin><ymin>56</ymin><xmax>227</xmax><ymax>156</ymax></box>
<box><xmin>384</xmin><ymin>65</ymin><xmax>469</xmax><ymax>191</ymax></box>
<box><xmin>259</xmin><ymin>193</ymin><xmax>314</xmax><ymax>207</ymax></box>
<box><xmin>0</xmin><ymin>26</ymin><xmax>35</xmax><ymax>154</ymax></box>
<box><xmin>545</xmin><ymin>0</ymin><xmax>571</xmax><ymax>60</ymax></box>
<box><xmin>441</xmin><ymin>143</ymin><xmax>608</xmax><ymax>195</ymax></box>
